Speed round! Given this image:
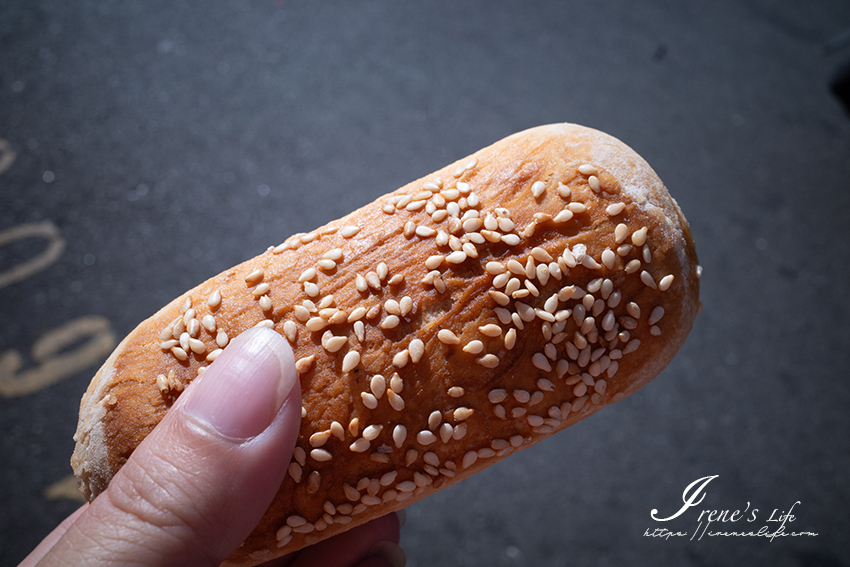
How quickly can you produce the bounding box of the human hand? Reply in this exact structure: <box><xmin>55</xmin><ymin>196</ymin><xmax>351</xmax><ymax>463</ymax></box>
<box><xmin>20</xmin><ymin>327</ymin><xmax>405</xmax><ymax>567</ymax></box>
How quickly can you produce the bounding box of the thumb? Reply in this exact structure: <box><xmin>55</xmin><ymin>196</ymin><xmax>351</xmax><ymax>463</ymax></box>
<box><xmin>41</xmin><ymin>327</ymin><xmax>301</xmax><ymax>567</ymax></box>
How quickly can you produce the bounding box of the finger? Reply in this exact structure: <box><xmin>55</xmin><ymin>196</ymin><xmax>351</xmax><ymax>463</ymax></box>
<box><xmin>286</xmin><ymin>513</ymin><xmax>403</xmax><ymax>567</ymax></box>
<box><xmin>18</xmin><ymin>504</ymin><xmax>88</xmax><ymax>567</ymax></box>
<box><xmin>37</xmin><ymin>327</ymin><xmax>301</xmax><ymax>567</ymax></box>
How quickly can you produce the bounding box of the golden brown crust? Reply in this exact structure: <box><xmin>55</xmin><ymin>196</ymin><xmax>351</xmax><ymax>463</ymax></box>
<box><xmin>71</xmin><ymin>123</ymin><xmax>699</xmax><ymax>566</ymax></box>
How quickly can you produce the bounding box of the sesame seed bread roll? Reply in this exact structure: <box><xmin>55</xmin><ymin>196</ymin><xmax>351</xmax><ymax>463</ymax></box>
<box><xmin>72</xmin><ymin>123</ymin><xmax>700</xmax><ymax>566</ymax></box>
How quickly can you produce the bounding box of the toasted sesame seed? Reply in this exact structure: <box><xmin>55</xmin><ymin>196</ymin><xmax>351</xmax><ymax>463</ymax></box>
<box><xmin>295</xmin><ymin>355</ymin><xmax>315</xmax><ymax>374</ymax></box>
<box><xmin>304</xmin><ymin>282</ymin><xmax>319</xmax><ymax>297</ymax></box>
<box><xmin>494</xmin><ymin>214</ymin><xmax>516</xmax><ymax>232</ymax></box>
<box><xmin>601</xmin><ymin>310</ymin><xmax>616</xmax><ymax>332</ymax></box>
<box><xmin>495</xmin><ymin>330</ymin><xmax>513</xmax><ymax>353</ymax></box>
<box><xmin>531</xmin><ymin>353</ymin><xmax>552</xmax><ymax>372</ymax></box>
<box><xmin>171</xmin><ymin>346</ymin><xmax>188</xmax><ymax>361</ymax></box>
<box><xmin>188</xmin><ymin>338</ymin><xmax>206</xmax><ymax>354</ymax></box>
<box><xmin>340</xmin><ymin>307</ymin><xmax>364</xmax><ymax>325</ymax></box>
<box><xmin>438</xmin><ymin>329</ymin><xmax>460</xmax><ymax>344</ymax></box>
<box><xmin>365</xmin><ymin>271</ymin><xmax>381</xmax><ymax>290</ymax></box>
<box><xmin>640</xmin><ymin>270</ymin><xmax>657</xmax><ymax>288</ymax></box>
<box><xmin>424</xmin><ymin>255</ymin><xmax>444</xmax><ymax>270</ymax></box>
<box><xmin>511</xmin><ymin>312</ymin><xmax>525</xmax><ymax>330</ymax></box>
<box><xmin>390</xmin><ymin>373</ymin><xmax>403</xmax><ymax>393</ymax></box>
<box><xmin>360</xmin><ymin>392</ymin><xmax>378</xmax><ymax>409</ymax></box>
<box><xmin>578</xmin><ymin>164</ymin><xmax>598</xmax><ymax>175</ymax></box>
<box><xmin>381</xmin><ymin>315</ymin><xmax>400</xmax><ymax>330</ymax></box>
<box><xmin>478</xmin><ymin>324</ymin><xmax>501</xmax><ymax>337</ymax></box>
<box><xmin>215</xmin><ymin>330</ymin><xmax>229</xmax><ymax>348</ymax></box>
<box><xmin>297</xmin><ymin>268</ymin><xmax>317</xmax><ymax>283</ymax></box>
<box><xmin>183</xmin><ymin>310</ymin><xmax>196</xmax><ymax>326</ymax></box>
<box><xmin>567</xmin><ymin>202</ymin><xmax>587</xmax><ymax>213</ymax></box>
<box><xmin>392</xmin><ymin>349</ymin><xmax>409</xmax><ymax>368</ymax></box>
<box><xmin>409</xmin><ymin>339</ymin><xmax>425</xmax><ymax>363</ymax></box>
<box><xmin>511</xmin><ymin>407</ymin><xmax>527</xmax><ymax>418</ymax></box>
<box><xmin>515</xmin><ymin>301</ymin><xmax>535</xmax><ymax>322</ymax></box>
<box><xmin>402</xmin><ymin>221</ymin><xmax>416</xmax><ymax>238</ymax></box>
<box><xmin>253</xmin><ymin>283</ymin><xmax>271</xmax><ymax>297</ymax></box>
<box><xmin>381</xmin><ymin>389</ymin><xmax>403</xmax><ymax>412</ymax></box>
<box><xmin>310</xmin><ymin>449</ymin><xmax>333</xmax><ymax>463</ymax></box>
<box><xmin>632</xmin><ymin>227</ymin><xmax>648</xmax><ymax>246</ymax></box>
<box><xmin>588</xmin><ymin>175</ymin><xmax>601</xmax><ymax>192</ymax></box>
<box><xmin>659</xmin><ymin>274</ymin><xmax>674</xmax><ymax>291</ymax></box>
<box><xmin>456</xmin><ymin>182</ymin><xmax>471</xmax><ymax>194</ymax></box>
<box><xmin>460</xmin><ymin>451</ymin><xmax>478</xmax><ymax>469</ymax></box>
<box><xmin>391</xmin><ymin>296</ymin><xmax>410</xmax><ymax>318</ymax></box>
<box><xmin>623</xmin><ymin>339</ymin><xmax>641</xmax><ymax>354</ymax></box>
<box><xmin>427</xmin><ymin>410</ymin><xmax>443</xmax><ymax>431</ymax></box>
<box><xmin>415</xmin><ymin>225</ymin><xmax>436</xmax><ymax>238</ymax></box>
<box><xmin>454</xmin><ymin>407</ymin><xmax>474</xmax><ymax>421</ymax></box>
<box><xmin>488</xmin><ymin>389</ymin><xmax>508</xmax><ymax>403</ymax></box>
<box><xmin>407</xmin><ymin>200</ymin><xmax>427</xmax><ymax>212</ymax></box>
<box><xmin>310</xmin><ymin>431</ymin><xmax>332</xmax><ymax>448</ymax></box>
<box><xmin>556</xmin><ymin>184</ymin><xmax>571</xmax><ymax>199</ymax></box>
<box><xmin>362</xmin><ymin>425</ymin><xmax>383</xmax><ymax>441</ymax></box>
<box><xmin>581</xmin><ymin>255</ymin><xmax>601</xmax><ymax>269</ymax></box>
<box><xmin>206</xmin><ymin>290</ymin><xmax>222</xmax><ymax>310</ymax></box>
<box><xmin>383</xmin><ymin>425</ymin><xmax>405</xmax><ymax>451</ymax></box>
<box><xmin>476</xmin><ymin>354</ymin><xmax>499</xmax><ymax>368</ymax></box>
<box><xmin>323</xmin><ymin>334</ymin><xmax>348</xmax><ymax>353</ymax></box>
<box><xmin>341</xmin><ymin>351</ymin><xmax>360</xmax><ymax>373</ymax></box>
<box><xmin>624</xmin><ymin>259</ymin><xmax>642</xmax><ymax>274</ymax></box>
<box><xmin>423</xmin><ymin>452</ymin><xmax>440</xmax><ymax>467</ymax></box>
<box><xmin>463</xmin><ymin>340</ymin><xmax>484</xmax><ymax>354</ymax></box>
<box><xmin>367</xmin><ymin>375</ymin><xmax>385</xmax><ymax>400</ymax></box>
<box><xmin>198</xmin><ymin>315</ymin><xmax>215</xmax><ymax>334</ymax></box>
<box><xmin>388</xmin><ymin>274</ymin><xmax>405</xmax><ymax>286</ymax></box>
<box><xmin>494</xmin><ymin>307</ymin><xmax>511</xmax><ymax>325</ymax></box>
<box><xmin>417</xmin><ymin>431</ymin><xmax>437</xmax><ymax>445</ymax></box>
<box><xmin>160</xmin><ymin>320</ymin><xmax>178</xmax><ymax>341</ymax></box>
<box><xmin>341</xmin><ymin>225</ymin><xmax>360</xmax><ymax>238</ymax></box>
<box><xmin>446</xmin><ymin>250</ymin><xmax>467</xmax><ymax>264</ymax></box>
<box><xmin>245</xmin><ymin>269</ymin><xmax>264</xmax><ymax>285</ymax></box>
<box><xmin>643</xmin><ymin>245</ymin><xmax>652</xmax><ymax>264</ymax></box>
<box><xmin>444</xmin><ymin>387</ymin><xmax>464</xmax><ymax>399</ymax></box>
<box><xmin>349</xmin><ymin>321</ymin><xmax>363</xmax><ymax>344</ymax></box>
<box><xmin>650</xmin><ymin>325</ymin><xmax>662</xmax><ymax>336</ymax></box>
<box><xmin>259</xmin><ymin>295</ymin><xmax>273</xmax><ymax>312</ymax></box>
<box><xmin>319</xmin><ymin>249</ymin><xmax>343</xmax><ymax>263</ymax></box>
<box><xmin>290</xmin><ymin>305</ymin><xmax>308</xmax><ymax>322</ymax></box>
<box><xmin>648</xmin><ymin>306</ymin><xmax>665</xmax><ymax>325</ymax></box>
<box><xmin>600</xmin><ymin>248</ymin><xmax>617</xmax><ymax>269</ymax></box>
<box><xmin>306</xmin><ymin>317</ymin><xmax>327</xmax><ymax>332</ymax></box>
<box><xmin>531</xmin><ymin>181</ymin><xmax>546</xmax><ymax>198</ymax></box>
<box><xmin>491</xmin><ymin>273</ymin><xmax>509</xmax><ymax>289</ymax></box>
<box><xmin>549</xmin><ymin>209</ymin><xmax>572</xmax><ymax>223</ymax></box>
<box><xmin>462</xmin><ymin>217</ymin><xmax>482</xmax><ymax>232</ymax></box>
